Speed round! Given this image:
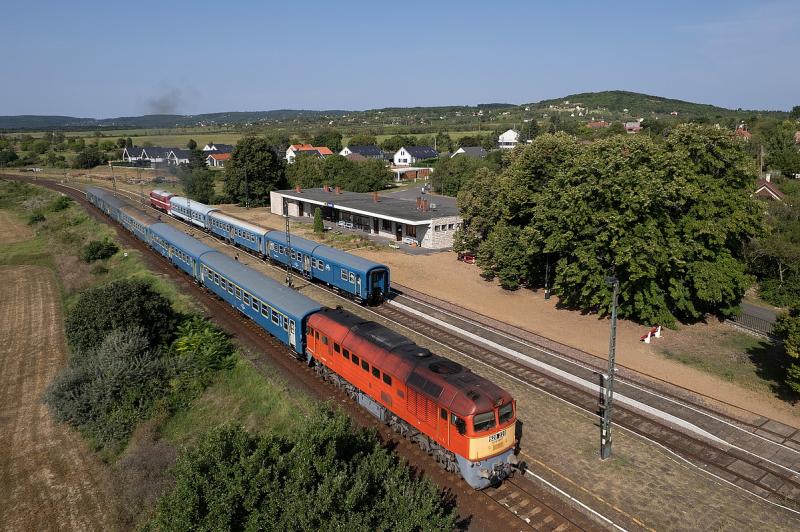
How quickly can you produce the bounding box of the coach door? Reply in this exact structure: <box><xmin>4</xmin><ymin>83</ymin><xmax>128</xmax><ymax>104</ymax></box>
<box><xmin>356</xmin><ymin>275</ymin><xmax>362</xmax><ymax>297</ymax></box>
<box><xmin>303</xmin><ymin>255</ymin><xmax>312</xmax><ymax>278</ymax></box>
<box><xmin>288</xmin><ymin>319</ymin><xmax>296</xmax><ymax>350</ymax></box>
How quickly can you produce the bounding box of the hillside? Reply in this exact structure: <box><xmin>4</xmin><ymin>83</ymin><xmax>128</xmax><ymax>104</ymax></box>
<box><xmin>0</xmin><ymin>91</ymin><xmax>788</xmax><ymax>132</ymax></box>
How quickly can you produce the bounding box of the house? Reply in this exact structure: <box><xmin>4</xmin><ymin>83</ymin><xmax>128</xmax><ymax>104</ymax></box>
<box><xmin>206</xmin><ymin>152</ymin><xmax>231</xmax><ymax>168</ymax></box>
<box><xmin>794</xmin><ymin>131</ymin><xmax>800</xmax><ymax>144</ymax></box>
<box><xmin>202</xmin><ymin>143</ymin><xmax>234</xmax><ymax>153</ymax></box>
<box><xmin>122</xmin><ymin>147</ymin><xmax>146</xmax><ymax>163</ymax></box>
<box><xmin>734</xmin><ymin>127</ymin><xmax>752</xmax><ymax>141</ymax></box>
<box><xmin>624</xmin><ymin>121</ymin><xmax>642</xmax><ymax>133</ymax></box>
<box><xmin>587</xmin><ymin>121</ymin><xmax>610</xmax><ymax>129</ymax></box>
<box><xmin>339</xmin><ymin>145</ymin><xmax>384</xmax><ymax>159</ymax></box>
<box><xmin>393</xmin><ymin>146</ymin><xmax>439</xmax><ymax>166</ymax></box>
<box><xmin>498</xmin><ymin>129</ymin><xmax>519</xmax><ymax>149</ymax></box>
<box><xmin>285</xmin><ymin>143</ymin><xmax>334</xmax><ymax>163</ymax></box>
<box><xmin>753</xmin><ymin>178</ymin><xmax>784</xmax><ymax>201</ymax></box>
<box><xmin>344</xmin><ymin>152</ymin><xmax>368</xmax><ymax>162</ymax></box>
<box><xmin>167</xmin><ymin>149</ymin><xmax>191</xmax><ymax>166</ymax></box>
<box><xmin>451</xmin><ymin>146</ymin><xmax>487</xmax><ymax>159</ymax></box>
<box><xmin>143</xmin><ymin>147</ymin><xmax>170</xmax><ymax>164</ymax></box>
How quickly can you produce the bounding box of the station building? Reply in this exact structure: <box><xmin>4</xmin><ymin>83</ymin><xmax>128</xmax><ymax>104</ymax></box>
<box><xmin>269</xmin><ymin>187</ymin><xmax>462</xmax><ymax>249</ymax></box>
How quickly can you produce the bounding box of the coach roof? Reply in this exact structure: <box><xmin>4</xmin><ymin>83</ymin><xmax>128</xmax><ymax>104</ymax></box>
<box><xmin>265</xmin><ymin>231</ymin><xmax>319</xmax><ymax>256</ymax></box>
<box><xmin>149</xmin><ymin>222</ymin><xmax>216</xmax><ymax>258</ymax></box>
<box><xmin>170</xmin><ymin>196</ymin><xmax>219</xmax><ymax>216</ymax></box>
<box><xmin>201</xmin><ymin>251</ymin><xmax>323</xmax><ymax>318</ymax></box>
<box><xmin>119</xmin><ymin>205</ymin><xmax>157</xmax><ymax>227</ymax></box>
<box><xmin>209</xmin><ymin>211</ymin><xmax>269</xmax><ymax>236</ymax></box>
<box><xmin>312</xmin><ymin>243</ymin><xmax>387</xmax><ymax>272</ymax></box>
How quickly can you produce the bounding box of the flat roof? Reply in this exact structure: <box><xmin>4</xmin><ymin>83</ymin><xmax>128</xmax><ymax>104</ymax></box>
<box><xmin>275</xmin><ymin>188</ymin><xmax>459</xmax><ymax>225</ymax></box>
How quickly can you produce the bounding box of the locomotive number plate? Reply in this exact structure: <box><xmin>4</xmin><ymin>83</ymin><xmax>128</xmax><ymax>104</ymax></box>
<box><xmin>489</xmin><ymin>429</ymin><xmax>506</xmax><ymax>443</ymax></box>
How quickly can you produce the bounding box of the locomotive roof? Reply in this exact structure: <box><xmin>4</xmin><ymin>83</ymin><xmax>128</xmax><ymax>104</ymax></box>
<box><xmin>119</xmin><ymin>205</ymin><xmax>157</xmax><ymax>226</ymax></box>
<box><xmin>201</xmin><ymin>251</ymin><xmax>323</xmax><ymax>319</ymax></box>
<box><xmin>149</xmin><ymin>189</ymin><xmax>175</xmax><ymax>199</ymax></box>
<box><xmin>209</xmin><ymin>211</ymin><xmax>270</xmax><ymax>236</ymax></box>
<box><xmin>149</xmin><ymin>222</ymin><xmax>217</xmax><ymax>258</ymax></box>
<box><xmin>265</xmin><ymin>231</ymin><xmax>387</xmax><ymax>273</ymax></box>
<box><xmin>170</xmin><ymin>196</ymin><xmax>218</xmax><ymax>215</ymax></box>
<box><xmin>317</xmin><ymin>308</ymin><xmax>511</xmax><ymax>417</ymax></box>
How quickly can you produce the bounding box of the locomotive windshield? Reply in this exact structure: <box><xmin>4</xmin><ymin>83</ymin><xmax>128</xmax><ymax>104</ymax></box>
<box><xmin>499</xmin><ymin>403</ymin><xmax>514</xmax><ymax>424</ymax></box>
<box><xmin>472</xmin><ymin>411</ymin><xmax>496</xmax><ymax>432</ymax></box>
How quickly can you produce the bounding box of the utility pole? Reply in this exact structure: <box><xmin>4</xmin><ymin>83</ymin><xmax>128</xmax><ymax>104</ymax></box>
<box><xmin>283</xmin><ymin>197</ymin><xmax>293</xmax><ymax>288</ymax></box>
<box><xmin>244</xmin><ymin>170</ymin><xmax>249</xmax><ymax>209</ymax></box>
<box><xmin>544</xmin><ymin>255</ymin><xmax>551</xmax><ymax>300</ymax></box>
<box><xmin>110</xmin><ymin>162</ymin><xmax>117</xmax><ymax>197</ymax></box>
<box><xmin>600</xmin><ymin>276</ymin><xmax>619</xmax><ymax>460</ymax></box>
<box><xmin>140</xmin><ymin>181</ymin><xmax>145</xmax><ymax>209</ymax></box>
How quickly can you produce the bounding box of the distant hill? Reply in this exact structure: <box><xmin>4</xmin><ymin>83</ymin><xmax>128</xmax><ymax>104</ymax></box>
<box><xmin>527</xmin><ymin>90</ymin><xmax>785</xmax><ymax>118</ymax></box>
<box><xmin>0</xmin><ymin>91</ymin><xmax>787</xmax><ymax>131</ymax></box>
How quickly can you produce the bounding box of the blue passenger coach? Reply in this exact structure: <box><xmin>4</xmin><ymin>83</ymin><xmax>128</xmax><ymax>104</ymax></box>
<box><xmin>85</xmin><ymin>187</ymin><xmax>126</xmax><ymax>221</ymax></box>
<box><xmin>207</xmin><ymin>211</ymin><xmax>269</xmax><ymax>255</ymax></box>
<box><xmin>149</xmin><ymin>222</ymin><xmax>215</xmax><ymax>279</ymax></box>
<box><xmin>264</xmin><ymin>231</ymin><xmax>389</xmax><ymax>304</ymax></box>
<box><xmin>169</xmin><ymin>196</ymin><xmax>218</xmax><ymax>229</ymax></box>
<box><xmin>199</xmin><ymin>251</ymin><xmax>323</xmax><ymax>354</ymax></box>
<box><xmin>118</xmin><ymin>206</ymin><xmax>156</xmax><ymax>244</ymax></box>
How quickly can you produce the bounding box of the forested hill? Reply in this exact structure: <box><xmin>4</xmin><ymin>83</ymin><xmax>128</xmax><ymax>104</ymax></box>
<box><xmin>528</xmin><ymin>90</ymin><xmax>786</xmax><ymax>119</ymax></box>
<box><xmin>0</xmin><ymin>91</ymin><xmax>788</xmax><ymax>131</ymax></box>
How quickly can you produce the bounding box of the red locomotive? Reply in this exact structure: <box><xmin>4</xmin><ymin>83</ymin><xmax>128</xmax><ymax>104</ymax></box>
<box><xmin>306</xmin><ymin>307</ymin><xmax>521</xmax><ymax>489</ymax></box>
<box><xmin>149</xmin><ymin>189</ymin><xmax>174</xmax><ymax>213</ymax></box>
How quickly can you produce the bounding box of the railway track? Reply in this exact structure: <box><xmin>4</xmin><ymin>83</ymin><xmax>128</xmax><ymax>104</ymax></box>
<box><xmin>12</xmin><ymin>177</ymin><xmax>604</xmax><ymax>531</ymax></box>
<box><xmin>35</xmin><ymin>176</ymin><xmax>800</xmax><ymax>522</ymax></box>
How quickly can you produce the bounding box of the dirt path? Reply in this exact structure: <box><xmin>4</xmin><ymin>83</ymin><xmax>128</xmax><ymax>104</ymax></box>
<box><xmin>0</xmin><ymin>211</ymin><xmax>32</xmax><ymax>244</ymax></box>
<box><xmin>0</xmin><ymin>265</ymin><xmax>113</xmax><ymax>531</ymax></box>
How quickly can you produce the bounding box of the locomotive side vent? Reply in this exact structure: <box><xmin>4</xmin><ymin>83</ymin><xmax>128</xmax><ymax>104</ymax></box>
<box><xmin>429</xmin><ymin>360</ymin><xmax>462</xmax><ymax>375</ymax></box>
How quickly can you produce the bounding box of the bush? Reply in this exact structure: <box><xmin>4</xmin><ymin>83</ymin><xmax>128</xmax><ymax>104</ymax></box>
<box><xmin>49</xmin><ymin>195</ymin><xmax>72</xmax><ymax>212</ymax></box>
<box><xmin>65</xmin><ymin>278</ymin><xmax>178</xmax><ymax>352</ymax></box>
<box><xmin>150</xmin><ymin>408</ymin><xmax>457</xmax><ymax>531</ymax></box>
<box><xmin>81</xmin><ymin>239</ymin><xmax>119</xmax><ymax>262</ymax></box>
<box><xmin>313</xmin><ymin>207</ymin><xmax>324</xmax><ymax>233</ymax></box>
<box><xmin>775</xmin><ymin>308</ymin><xmax>800</xmax><ymax>394</ymax></box>
<box><xmin>90</xmin><ymin>264</ymin><xmax>109</xmax><ymax>275</ymax></box>
<box><xmin>27</xmin><ymin>212</ymin><xmax>45</xmax><ymax>225</ymax></box>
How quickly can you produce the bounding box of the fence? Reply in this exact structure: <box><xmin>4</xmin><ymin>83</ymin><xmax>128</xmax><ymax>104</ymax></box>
<box><xmin>726</xmin><ymin>313</ymin><xmax>775</xmax><ymax>338</ymax></box>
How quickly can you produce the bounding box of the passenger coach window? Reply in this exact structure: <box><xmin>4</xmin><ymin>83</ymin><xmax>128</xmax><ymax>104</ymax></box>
<box><xmin>341</xmin><ymin>270</ymin><xmax>348</xmax><ymax>281</ymax></box>
<box><xmin>499</xmin><ymin>403</ymin><xmax>514</xmax><ymax>424</ymax></box>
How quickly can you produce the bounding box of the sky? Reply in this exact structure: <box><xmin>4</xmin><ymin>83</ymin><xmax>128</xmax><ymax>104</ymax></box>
<box><xmin>1</xmin><ymin>0</ymin><xmax>798</xmax><ymax>117</ymax></box>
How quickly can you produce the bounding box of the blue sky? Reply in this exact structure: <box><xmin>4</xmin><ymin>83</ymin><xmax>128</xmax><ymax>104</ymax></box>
<box><xmin>2</xmin><ymin>0</ymin><xmax>797</xmax><ymax>117</ymax></box>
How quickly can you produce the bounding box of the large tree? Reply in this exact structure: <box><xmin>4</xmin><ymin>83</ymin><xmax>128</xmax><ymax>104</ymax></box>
<box><xmin>312</xmin><ymin>128</ymin><xmax>343</xmax><ymax>152</ymax></box>
<box><xmin>224</xmin><ymin>137</ymin><xmax>287</xmax><ymax>206</ymax></box>
<box><xmin>347</xmin><ymin>134</ymin><xmax>377</xmax><ymax>147</ymax></box>
<box><xmin>460</xmin><ymin>125</ymin><xmax>762</xmax><ymax>325</ymax></box>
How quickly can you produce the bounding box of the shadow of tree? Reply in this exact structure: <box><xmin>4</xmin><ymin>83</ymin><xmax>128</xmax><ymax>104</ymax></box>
<box><xmin>747</xmin><ymin>339</ymin><xmax>799</xmax><ymax>404</ymax></box>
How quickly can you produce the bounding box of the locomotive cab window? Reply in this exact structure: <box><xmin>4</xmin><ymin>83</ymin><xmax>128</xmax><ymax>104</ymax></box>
<box><xmin>352</xmin><ymin>354</ymin><xmax>359</xmax><ymax>365</ymax></box>
<box><xmin>440</xmin><ymin>408</ymin><xmax>448</xmax><ymax>420</ymax></box>
<box><xmin>321</xmin><ymin>336</ymin><xmax>328</xmax><ymax>345</ymax></box>
<box><xmin>472</xmin><ymin>411</ymin><xmax>496</xmax><ymax>433</ymax></box>
<box><xmin>343</xmin><ymin>348</ymin><xmax>350</xmax><ymax>360</ymax></box>
<box><xmin>333</xmin><ymin>343</ymin><xmax>340</xmax><ymax>354</ymax></box>
<box><xmin>499</xmin><ymin>403</ymin><xmax>514</xmax><ymax>424</ymax></box>
<box><xmin>451</xmin><ymin>415</ymin><xmax>466</xmax><ymax>435</ymax></box>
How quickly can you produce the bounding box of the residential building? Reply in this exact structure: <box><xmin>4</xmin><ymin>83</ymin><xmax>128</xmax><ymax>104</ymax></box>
<box><xmin>393</xmin><ymin>146</ymin><xmax>438</xmax><ymax>166</ymax></box>
<box><xmin>498</xmin><ymin>129</ymin><xmax>519</xmax><ymax>149</ymax></box>
<box><xmin>206</xmin><ymin>152</ymin><xmax>231</xmax><ymax>168</ymax></box>
<box><xmin>753</xmin><ymin>178</ymin><xmax>784</xmax><ymax>201</ymax></box>
<box><xmin>451</xmin><ymin>146</ymin><xmax>487</xmax><ymax>159</ymax></box>
<box><xmin>202</xmin><ymin>143</ymin><xmax>234</xmax><ymax>153</ymax></box>
<box><xmin>122</xmin><ymin>146</ymin><xmax>146</xmax><ymax>163</ymax></box>
<box><xmin>270</xmin><ymin>187</ymin><xmax>461</xmax><ymax>249</ymax></box>
<box><xmin>339</xmin><ymin>145</ymin><xmax>384</xmax><ymax>159</ymax></box>
<box><xmin>734</xmin><ymin>127</ymin><xmax>752</xmax><ymax>141</ymax></box>
<box><xmin>167</xmin><ymin>149</ymin><xmax>191</xmax><ymax>166</ymax></box>
<box><xmin>794</xmin><ymin>131</ymin><xmax>800</xmax><ymax>144</ymax></box>
<box><xmin>285</xmin><ymin>143</ymin><xmax>334</xmax><ymax>163</ymax></box>
<box><xmin>624</xmin><ymin>121</ymin><xmax>642</xmax><ymax>133</ymax></box>
<box><xmin>143</xmin><ymin>147</ymin><xmax>170</xmax><ymax>164</ymax></box>
<box><xmin>587</xmin><ymin>120</ymin><xmax>610</xmax><ymax>129</ymax></box>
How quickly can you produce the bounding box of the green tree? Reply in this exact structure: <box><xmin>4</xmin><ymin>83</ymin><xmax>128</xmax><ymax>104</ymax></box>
<box><xmin>312</xmin><ymin>128</ymin><xmax>343</xmax><ymax>152</ymax></box>
<box><xmin>320</xmin><ymin>155</ymin><xmax>356</xmax><ymax>188</ymax></box>
<box><xmin>0</xmin><ymin>148</ymin><xmax>18</xmax><ymax>166</ymax></box>
<box><xmin>150</xmin><ymin>409</ymin><xmax>456</xmax><ymax>531</ymax></box>
<box><xmin>287</xmin><ymin>153</ymin><xmax>323</xmax><ymax>188</ymax></box>
<box><xmin>432</xmin><ymin>153</ymin><xmax>497</xmax><ymax>196</ymax></box>
<box><xmin>435</xmin><ymin>131</ymin><xmax>453</xmax><ymax>152</ymax></box>
<box><xmin>73</xmin><ymin>146</ymin><xmax>106</xmax><ymax>169</ymax></box>
<box><xmin>186</xmin><ymin>138</ymin><xmax>197</xmax><ymax>150</ymax></box>
<box><xmin>313</xmin><ymin>207</ymin><xmax>324</xmax><ymax>233</ymax></box>
<box><xmin>125</xmin><ymin>137</ymin><xmax>133</xmax><ymax>149</ymax></box>
<box><xmin>764</xmin><ymin>121</ymin><xmax>800</xmax><ymax>175</ymax></box>
<box><xmin>179</xmin><ymin>167</ymin><xmax>216</xmax><ymax>203</ymax></box>
<box><xmin>380</xmin><ymin>135</ymin><xmax>416</xmax><ymax>152</ymax></box>
<box><xmin>224</xmin><ymin>137</ymin><xmax>287</xmax><ymax>206</ymax></box>
<box><xmin>116</xmin><ymin>137</ymin><xmax>127</xmax><ymax>149</ymax></box>
<box><xmin>454</xmin><ymin>167</ymin><xmax>502</xmax><ymax>253</ymax></box>
<box><xmin>789</xmin><ymin>105</ymin><xmax>800</xmax><ymax>120</ymax></box>
<box><xmin>347</xmin><ymin>134</ymin><xmax>378</xmax><ymax>146</ymax></box>
<box><xmin>349</xmin><ymin>158</ymin><xmax>392</xmax><ymax>192</ymax></box>
<box><xmin>64</xmin><ymin>278</ymin><xmax>178</xmax><ymax>352</ymax></box>
<box><xmin>519</xmin><ymin>120</ymin><xmax>540</xmax><ymax>142</ymax></box>
<box><xmin>774</xmin><ymin>308</ymin><xmax>800</xmax><ymax>393</ymax></box>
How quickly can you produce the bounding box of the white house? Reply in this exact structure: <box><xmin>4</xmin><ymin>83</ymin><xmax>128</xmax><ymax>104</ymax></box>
<box><xmin>202</xmin><ymin>143</ymin><xmax>234</xmax><ymax>153</ymax></box>
<box><xmin>498</xmin><ymin>129</ymin><xmax>519</xmax><ymax>149</ymax></box>
<box><xmin>122</xmin><ymin>147</ymin><xmax>146</xmax><ymax>163</ymax></box>
<box><xmin>451</xmin><ymin>146</ymin><xmax>487</xmax><ymax>159</ymax></box>
<box><xmin>206</xmin><ymin>153</ymin><xmax>231</xmax><ymax>168</ymax></box>
<box><xmin>339</xmin><ymin>145</ymin><xmax>384</xmax><ymax>159</ymax></box>
<box><xmin>393</xmin><ymin>146</ymin><xmax>438</xmax><ymax>166</ymax></box>
<box><xmin>167</xmin><ymin>149</ymin><xmax>191</xmax><ymax>166</ymax></box>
